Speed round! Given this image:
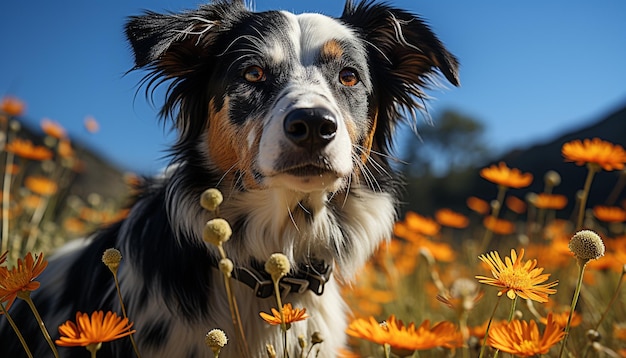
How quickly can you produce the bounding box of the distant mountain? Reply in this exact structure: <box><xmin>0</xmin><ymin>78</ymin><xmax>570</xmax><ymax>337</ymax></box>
<box><xmin>8</xmin><ymin>118</ymin><xmax>131</xmax><ymax>207</ymax></box>
<box><xmin>471</xmin><ymin>102</ymin><xmax>626</xmax><ymax>213</ymax></box>
<box><xmin>401</xmin><ymin>101</ymin><xmax>626</xmax><ymax>217</ymax></box>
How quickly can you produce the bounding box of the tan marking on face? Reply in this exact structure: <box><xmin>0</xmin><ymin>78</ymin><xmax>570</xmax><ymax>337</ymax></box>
<box><xmin>207</xmin><ymin>98</ymin><xmax>239</xmax><ymax>173</ymax></box>
<box><xmin>320</xmin><ymin>39</ymin><xmax>344</xmax><ymax>62</ymax></box>
<box><xmin>206</xmin><ymin>97</ymin><xmax>263</xmax><ymax>189</ymax></box>
<box><xmin>361</xmin><ymin>110</ymin><xmax>378</xmax><ymax>164</ymax></box>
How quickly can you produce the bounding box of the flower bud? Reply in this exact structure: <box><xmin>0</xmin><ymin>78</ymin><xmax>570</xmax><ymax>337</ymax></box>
<box><xmin>201</xmin><ymin>188</ymin><xmax>223</xmax><ymax>212</ymax></box>
<box><xmin>203</xmin><ymin>219</ymin><xmax>232</xmax><ymax>246</ymax></box>
<box><xmin>265</xmin><ymin>253</ymin><xmax>290</xmax><ymax>282</ymax></box>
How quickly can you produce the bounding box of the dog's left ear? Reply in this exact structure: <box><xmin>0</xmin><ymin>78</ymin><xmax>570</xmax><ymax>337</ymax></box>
<box><xmin>341</xmin><ymin>1</ymin><xmax>459</xmax><ymax>147</ymax></box>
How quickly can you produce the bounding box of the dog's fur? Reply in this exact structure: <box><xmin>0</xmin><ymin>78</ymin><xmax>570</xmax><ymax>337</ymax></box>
<box><xmin>0</xmin><ymin>1</ymin><xmax>458</xmax><ymax>356</ymax></box>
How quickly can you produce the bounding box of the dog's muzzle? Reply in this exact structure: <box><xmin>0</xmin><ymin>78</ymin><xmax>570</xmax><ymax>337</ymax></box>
<box><xmin>283</xmin><ymin>107</ymin><xmax>337</xmax><ymax>151</ymax></box>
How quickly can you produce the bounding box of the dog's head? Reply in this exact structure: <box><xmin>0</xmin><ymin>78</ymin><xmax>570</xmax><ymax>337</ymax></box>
<box><xmin>126</xmin><ymin>0</ymin><xmax>458</xmax><ymax>194</ymax></box>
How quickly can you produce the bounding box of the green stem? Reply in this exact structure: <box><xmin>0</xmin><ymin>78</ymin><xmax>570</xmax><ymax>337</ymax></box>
<box><xmin>507</xmin><ymin>296</ymin><xmax>518</xmax><ymax>322</ymax></box>
<box><xmin>479</xmin><ymin>295</ymin><xmax>502</xmax><ymax>358</ymax></box>
<box><xmin>576</xmin><ymin>165</ymin><xmax>598</xmax><ymax>230</ymax></box>
<box><xmin>479</xmin><ymin>185</ymin><xmax>507</xmax><ymax>252</ymax></box>
<box><xmin>272</xmin><ymin>279</ymin><xmax>287</xmax><ymax>358</ymax></box>
<box><xmin>558</xmin><ymin>260</ymin><xmax>587</xmax><ymax>358</ymax></box>
<box><xmin>112</xmin><ymin>272</ymin><xmax>142</xmax><ymax>358</ymax></box>
<box><xmin>86</xmin><ymin>343</ymin><xmax>101</xmax><ymax>358</ymax></box>
<box><xmin>1</xmin><ymin>148</ymin><xmax>15</xmax><ymax>254</ymax></box>
<box><xmin>593</xmin><ymin>267</ymin><xmax>625</xmax><ymax>331</ymax></box>
<box><xmin>0</xmin><ymin>302</ymin><xmax>34</xmax><ymax>358</ymax></box>
<box><xmin>19</xmin><ymin>292</ymin><xmax>60</xmax><ymax>358</ymax></box>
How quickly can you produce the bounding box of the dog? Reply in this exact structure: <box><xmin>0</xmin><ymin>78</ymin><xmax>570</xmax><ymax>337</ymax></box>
<box><xmin>0</xmin><ymin>0</ymin><xmax>458</xmax><ymax>356</ymax></box>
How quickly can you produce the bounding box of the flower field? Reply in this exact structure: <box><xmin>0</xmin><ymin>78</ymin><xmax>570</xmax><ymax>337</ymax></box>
<box><xmin>2</xmin><ymin>95</ymin><xmax>626</xmax><ymax>357</ymax></box>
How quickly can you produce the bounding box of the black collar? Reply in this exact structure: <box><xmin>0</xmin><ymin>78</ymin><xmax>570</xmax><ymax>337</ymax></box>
<box><xmin>213</xmin><ymin>258</ymin><xmax>333</xmax><ymax>299</ymax></box>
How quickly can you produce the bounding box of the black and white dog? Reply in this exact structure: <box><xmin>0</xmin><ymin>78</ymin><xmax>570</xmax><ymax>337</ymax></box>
<box><xmin>0</xmin><ymin>1</ymin><xmax>458</xmax><ymax>356</ymax></box>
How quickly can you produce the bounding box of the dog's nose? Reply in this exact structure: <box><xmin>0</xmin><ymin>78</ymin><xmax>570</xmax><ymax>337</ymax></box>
<box><xmin>283</xmin><ymin>108</ymin><xmax>337</xmax><ymax>149</ymax></box>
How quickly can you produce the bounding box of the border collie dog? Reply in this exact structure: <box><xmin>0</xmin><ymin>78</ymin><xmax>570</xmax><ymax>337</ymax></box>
<box><xmin>0</xmin><ymin>1</ymin><xmax>458</xmax><ymax>356</ymax></box>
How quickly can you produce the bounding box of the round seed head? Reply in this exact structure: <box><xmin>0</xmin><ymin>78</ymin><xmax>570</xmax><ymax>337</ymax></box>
<box><xmin>219</xmin><ymin>258</ymin><xmax>233</xmax><ymax>277</ymax></box>
<box><xmin>205</xmin><ymin>329</ymin><xmax>228</xmax><ymax>352</ymax></box>
<box><xmin>265</xmin><ymin>253</ymin><xmax>290</xmax><ymax>281</ymax></box>
<box><xmin>311</xmin><ymin>331</ymin><xmax>324</xmax><ymax>345</ymax></box>
<box><xmin>569</xmin><ymin>230</ymin><xmax>605</xmax><ymax>262</ymax></box>
<box><xmin>203</xmin><ymin>219</ymin><xmax>232</xmax><ymax>246</ymax></box>
<box><xmin>200</xmin><ymin>188</ymin><xmax>223</xmax><ymax>212</ymax></box>
<box><xmin>102</xmin><ymin>248</ymin><xmax>122</xmax><ymax>273</ymax></box>
<box><xmin>544</xmin><ymin>170</ymin><xmax>562</xmax><ymax>187</ymax></box>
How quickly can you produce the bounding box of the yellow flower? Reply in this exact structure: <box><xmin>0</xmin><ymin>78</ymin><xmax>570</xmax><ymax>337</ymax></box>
<box><xmin>532</xmin><ymin>193</ymin><xmax>568</xmax><ymax>210</ymax></box>
<box><xmin>346</xmin><ymin>315</ymin><xmax>462</xmax><ymax>353</ymax></box>
<box><xmin>476</xmin><ymin>248</ymin><xmax>558</xmax><ymax>302</ymax></box>
<box><xmin>0</xmin><ymin>252</ymin><xmax>47</xmax><ymax>311</ymax></box>
<box><xmin>593</xmin><ymin>205</ymin><xmax>626</xmax><ymax>223</ymax></box>
<box><xmin>5</xmin><ymin>138</ymin><xmax>53</xmax><ymax>161</ymax></box>
<box><xmin>24</xmin><ymin>176</ymin><xmax>58</xmax><ymax>196</ymax></box>
<box><xmin>435</xmin><ymin>208</ymin><xmax>469</xmax><ymax>229</ymax></box>
<box><xmin>259</xmin><ymin>303</ymin><xmax>309</xmax><ymax>326</ymax></box>
<box><xmin>40</xmin><ymin>118</ymin><xmax>66</xmax><ymax>139</ymax></box>
<box><xmin>482</xmin><ymin>217</ymin><xmax>515</xmax><ymax>235</ymax></box>
<box><xmin>562</xmin><ymin>138</ymin><xmax>626</xmax><ymax>171</ymax></box>
<box><xmin>505</xmin><ymin>195</ymin><xmax>527</xmax><ymax>214</ymax></box>
<box><xmin>84</xmin><ymin>116</ymin><xmax>100</xmax><ymax>133</ymax></box>
<box><xmin>467</xmin><ymin>196</ymin><xmax>490</xmax><ymax>215</ymax></box>
<box><xmin>0</xmin><ymin>96</ymin><xmax>26</xmax><ymax>116</ymax></box>
<box><xmin>540</xmin><ymin>311</ymin><xmax>581</xmax><ymax>328</ymax></box>
<box><xmin>55</xmin><ymin>311</ymin><xmax>135</xmax><ymax>347</ymax></box>
<box><xmin>480</xmin><ymin>162</ymin><xmax>533</xmax><ymax>189</ymax></box>
<box><xmin>404</xmin><ymin>211</ymin><xmax>440</xmax><ymax>236</ymax></box>
<box><xmin>487</xmin><ymin>313</ymin><xmax>565</xmax><ymax>356</ymax></box>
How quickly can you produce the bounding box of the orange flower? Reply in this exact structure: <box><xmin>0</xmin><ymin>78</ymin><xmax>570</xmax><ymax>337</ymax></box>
<box><xmin>346</xmin><ymin>315</ymin><xmax>461</xmax><ymax>353</ymax></box>
<box><xmin>480</xmin><ymin>162</ymin><xmax>533</xmax><ymax>189</ymax></box>
<box><xmin>41</xmin><ymin>118</ymin><xmax>67</xmax><ymax>139</ymax></box>
<box><xmin>476</xmin><ymin>248</ymin><xmax>558</xmax><ymax>302</ymax></box>
<box><xmin>532</xmin><ymin>193</ymin><xmax>568</xmax><ymax>210</ymax></box>
<box><xmin>593</xmin><ymin>205</ymin><xmax>626</xmax><ymax>223</ymax></box>
<box><xmin>505</xmin><ymin>195</ymin><xmax>527</xmax><ymax>214</ymax></box>
<box><xmin>562</xmin><ymin>138</ymin><xmax>626</xmax><ymax>171</ymax></box>
<box><xmin>435</xmin><ymin>208</ymin><xmax>469</xmax><ymax>229</ymax></box>
<box><xmin>55</xmin><ymin>311</ymin><xmax>135</xmax><ymax>347</ymax></box>
<box><xmin>540</xmin><ymin>311</ymin><xmax>581</xmax><ymax>328</ymax></box>
<box><xmin>467</xmin><ymin>196</ymin><xmax>490</xmax><ymax>215</ymax></box>
<box><xmin>404</xmin><ymin>211</ymin><xmax>440</xmax><ymax>236</ymax></box>
<box><xmin>488</xmin><ymin>313</ymin><xmax>564</xmax><ymax>356</ymax></box>
<box><xmin>24</xmin><ymin>176</ymin><xmax>58</xmax><ymax>196</ymax></box>
<box><xmin>259</xmin><ymin>303</ymin><xmax>309</xmax><ymax>326</ymax></box>
<box><xmin>84</xmin><ymin>116</ymin><xmax>100</xmax><ymax>133</ymax></box>
<box><xmin>0</xmin><ymin>252</ymin><xmax>47</xmax><ymax>310</ymax></box>
<box><xmin>483</xmin><ymin>217</ymin><xmax>515</xmax><ymax>235</ymax></box>
<box><xmin>0</xmin><ymin>251</ymin><xmax>7</xmax><ymax>265</ymax></box>
<box><xmin>0</xmin><ymin>96</ymin><xmax>26</xmax><ymax>116</ymax></box>
<box><xmin>58</xmin><ymin>139</ymin><xmax>74</xmax><ymax>158</ymax></box>
<box><xmin>5</xmin><ymin>138</ymin><xmax>53</xmax><ymax>161</ymax></box>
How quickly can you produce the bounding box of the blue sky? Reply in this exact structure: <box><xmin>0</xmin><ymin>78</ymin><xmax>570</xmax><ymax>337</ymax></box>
<box><xmin>2</xmin><ymin>1</ymin><xmax>625</xmax><ymax>175</ymax></box>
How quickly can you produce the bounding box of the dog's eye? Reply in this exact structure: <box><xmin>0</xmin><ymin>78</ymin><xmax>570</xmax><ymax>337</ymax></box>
<box><xmin>339</xmin><ymin>68</ymin><xmax>359</xmax><ymax>87</ymax></box>
<box><xmin>243</xmin><ymin>66</ymin><xmax>266</xmax><ymax>83</ymax></box>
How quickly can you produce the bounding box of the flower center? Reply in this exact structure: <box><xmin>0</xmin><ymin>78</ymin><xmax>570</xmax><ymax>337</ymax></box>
<box><xmin>518</xmin><ymin>339</ymin><xmax>539</xmax><ymax>354</ymax></box>
<box><xmin>498</xmin><ymin>267</ymin><xmax>531</xmax><ymax>289</ymax></box>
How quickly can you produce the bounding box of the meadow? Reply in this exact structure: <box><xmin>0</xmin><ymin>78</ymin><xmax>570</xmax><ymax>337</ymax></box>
<box><xmin>1</xmin><ymin>95</ymin><xmax>626</xmax><ymax>357</ymax></box>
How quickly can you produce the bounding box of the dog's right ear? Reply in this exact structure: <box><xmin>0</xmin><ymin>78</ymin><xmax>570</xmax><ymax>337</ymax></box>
<box><xmin>125</xmin><ymin>0</ymin><xmax>247</xmax><ymax>76</ymax></box>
